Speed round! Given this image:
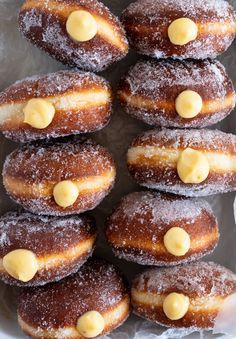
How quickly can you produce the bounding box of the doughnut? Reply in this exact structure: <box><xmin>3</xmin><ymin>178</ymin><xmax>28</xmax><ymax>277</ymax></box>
<box><xmin>0</xmin><ymin>211</ymin><xmax>96</xmax><ymax>287</ymax></box>
<box><xmin>127</xmin><ymin>128</ymin><xmax>236</xmax><ymax>197</ymax></box>
<box><xmin>3</xmin><ymin>138</ymin><xmax>116</xmax><ymax>215</ymax></box>
<box><xmin>106</xmin><ymin>191</ymin><xmax>219</xmax><ymax>266</ymax></box>
<box><xmin>121</xmin><ymin>0</ymin><xmax>236</xmax><ymax>59</ymax></box>
<box><xmin>18</xmin><ymin>258</ymin><xmax>131</xmax><ymax>338</ymax></box>
<box><xmin>118</xmin><ymin>59</ymin><xmax>235</xmax><ymax>128</ymax></box>
<box><xmin>131</xmin><ymin>262</ymin><xmax>236</xmax><ymax>330</ymax></box>
<box><xmin>18</xmin><ymin>0</ymin><xmax>129</xmax><ymax>72</ymax></box>
<box><xmin>0</xmin><ymin>70</ymin><xmax>112</xmax><ymax>142</ymax></box>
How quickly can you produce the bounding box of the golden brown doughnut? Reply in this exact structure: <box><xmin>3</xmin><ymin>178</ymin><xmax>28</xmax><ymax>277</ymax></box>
<box><xmin>121</xmin><ymin>0</ymin><xmax>236</xmax><ymax>59</ymax></box>
<box><xmin>118</xmin><ymin>59</ymin><xmax>235</xmax><ymax>128</ymax></box>
<box><xmin>18</xmin><ymin>258</ymin><xmax>131</xmax><ymax>338</ymax></box>
<box><xmin>127</xmin><ymin>128</ymin><xmax>236</xmax><ymax>197</ymax></box>
<box><xmin>106</xmin><ymin>191</ymin><xmax>219</xmax><ymax>266</ymax></box>
<box><xmin>18</xmin><ymin>0</ymin><xmax>129</xmax><ymax>72</ymax></box>
<box><xmin>0</xmin><ymin>212</ymin><xmax>96</xmax><ymax>287</ymax></box>
<box><xmin>3</xmin><ymin>137</ymin><xmax>116</xmax><ymax>215</ymax></box>
<box><xmin>0</xmin><ymin>70</ymin><xmax>112</xmax><ymax>142</ymax></box>
<box><xmin>131</xmin><ymin>262</ymin><xmax>236</xmax><ymax>330</ymax></box>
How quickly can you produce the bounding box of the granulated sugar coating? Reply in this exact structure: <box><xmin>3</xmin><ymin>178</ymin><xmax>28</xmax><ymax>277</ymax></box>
<box><xmin>0</xmin><ymin>211</ymin><xmax>96</xmax><ymax>255</ymax></box>
<box><xmin>18</xmin><ymin>258</ymin><xmax>130</xmax><ymax>335</ymax></box>
<box><xmin>133</xmin><ymin>261</ymin><xmax>236</xmax><ymax>297</ymax></box>
<box><xmin>109</xmin><ymin>191</ymin><xmax>213</xmax><ymax>225</ymax></box>
<box><xmin>18</xmin><ymin>0</ymin><xmax>129</xmax><ymax>71</ymax></box>
<box><xmin>0</xmin><ymin>0</ymin><xmax>236</xmax><ymax>338</ymax></box>
<box><xmin>119</xmin><ymin>59</ymin><xmax>235</xmax><ymax>128</ymax></box>
<box><xmin>106</xmin><ymin>191</ymin><xmax>218</xmax><ymax>266</ymax></box>
<box><xmin>122</xmin><ymin>0</ymin><xmax>236</xmax><ymax>59</ymax></box>
<box><xmin>124</xmin><ymin>0</ymin><xmax>234</xmax><ymax>20</ymax></box>
<box><xmin>0</xmin><ymin>211</ymin><xmax>97</xmax><ymax>287</ymax></box>
<box><xmin>0</xmin><ymin>70</ymin><xmax>110</xmax><ymax>101</ymax></box>
<box><xmin>2</xmin><ymin>137</ymin><xmax>116</xmax><ymax>215</ymax></box>
<box><xmin>128</xmin><ymin>128</ymin><xmax>236</xmax><ymax>197</ymax></box>
<box><xmin>132</xmin><ymin>262</ymin><xmax>236</xmax><ymax>330</ymax></box>
<box><xmin>135</xmin><ymin>128</ymin><xmax>236</xmax><ymax>153</ymax></box>
<box><xmin>0</xmin><ymin>70</ymin><xmax>112</xmax><ymax>142</ymax></box>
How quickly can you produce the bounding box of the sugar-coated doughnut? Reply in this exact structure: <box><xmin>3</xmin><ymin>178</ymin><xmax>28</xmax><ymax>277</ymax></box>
<box><xmin>118</xmin><ymin>59</ymin><xmax>235</xmax><ymax>128</ymax></box>
<box><xmin>121</xmin><ymin>0</ymin><xmax>236</xmax><ymax>59</ymax></box>
<box><xmin>3</xmin><ymin>138</ymin><xmax>116</xmax><ymax>215</ymax></box>
<box><xmin>18</xmin><ymin>258</ymin><xmax>131</xmax><ymax>338</ymax></box>
<box><xmin>127</xmin><ymin>129</ymin><xmax>236</xmax><ymax>197</ymax></box>
<box><xmin>18</xmin><ymin>0</ymin><xmax>129</xmax><ymax>72</ymax></box>
<box><xmin>0</xmin><ymin>70</ymin><xmax>112</xmax><ymax>142</ymax></box>
<box><xmin>0</xmin><ymin>212</ymin><xmax>96</xmax><ymax>287</ymax></box>
<box><xmin>106</xmin><ymin>191</ymin><xmax>219</xmax><ymax>266</ymax></box>
<box><xmin>131</xmin><ymin>262</ymin><xmax>236</xmax><ymax>330</ymax></box>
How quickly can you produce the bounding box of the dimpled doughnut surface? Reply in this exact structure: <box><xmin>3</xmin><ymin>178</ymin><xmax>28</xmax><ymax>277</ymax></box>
<box><xmin>3</xmin><ymin>137</ymin><xmax>116</xmax><ymax>216</ymax></box>
<box><xmin>131</xmin><ymin>262</ymin><xmax>236</xmax><ymax>329</ymax></box>
<box><xmin>0</xmin><ymin>212</ymin><xmax>96</xmax><ymax>287</ymax></box>
<box><xmin>18</xmin><ymin>0</ymin><xmax>129</xmax><ymax>72</ymax></box>
<box><xmin>121</xmin><ymin>0</ymin><xmax>236</xmax><ymax>59</ymax></box>
<box><xmin>0</xmin><ymin>70</ymin><xmax>112</xmax><ymax>142</ymax></box>
<box><xmin>18</xmin><ymin>258</ymin><xmax>131</xmax><ymax>338</ymax></box>
<box><xmin>118</xmin><ymin>59</ymin><xmax>235</xmax><ymax>128</ymax></box>
<box><xmin>127</xmin><ymin>128</ymin><xmax>236</xmax><ymax>197</ymax></box>
<box><xmin>106</xmin><ymin>191</ymin><xmax>219</xmax><ymax>266</ymax></box>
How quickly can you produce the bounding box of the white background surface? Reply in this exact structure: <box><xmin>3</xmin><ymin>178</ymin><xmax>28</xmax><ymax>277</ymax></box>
<box><xmin>0</xmin><ymin>0</ymin><xmax>236</xmax><ymax>338</ymax></box>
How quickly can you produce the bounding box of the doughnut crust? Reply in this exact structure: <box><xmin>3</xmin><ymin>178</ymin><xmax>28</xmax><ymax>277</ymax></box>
<box><xmin>18</xmin><ymin>258</ymin><xmax>131</xmax><ymax>338</ymax></box>
<box><xmin>131</xmin><ymin>262</ymin><xmax>236</xmax><ymax>330</ymax></box>
<box><xmin>121</xmin><ymin>0</ymin><xmax>236</xmax><ymax>59</ymax></box>
<box><xmin>127</xmin><ymin>129</ymin><xmax>236</xmax><ymax>197</ymax></box>
<box><xmin>106</xmin><ymin>191</ymin><xmax>219</xmax><ymax>266</ymax></box>
<box><xmin>0</xmin><ymin>212</ymin><xmax>96</xmax><ymax>287</ymax></box>
<box><xmin>118</xmin><ymin>59</ymin><xmax>235</xmax><ymax>128</ymax></box>
<box><xmin>18</xmin><ymin>0</ymin><xmax>129</xmax><ymax>72</ymax></box>
<box><xmin>3</xmin><ymin>138</ymin><xmax>116</xmax><ymax>215</ymax></box>
<box><xmin>0</xmin><ymin>70</ymin><xmax>112</xmax><ymax>142</ymax></box>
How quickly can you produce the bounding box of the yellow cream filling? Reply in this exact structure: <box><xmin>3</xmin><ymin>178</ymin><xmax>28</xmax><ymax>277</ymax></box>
<box><xmin>0</xmin><ymin>89</ymin><xmax>110</xmax><ymax>126</ymax></box>
<box><xmin>0</xmin><ymin>237</ymin><xmax>95</xmax><ymax>274</ymax></box>
<box><xmin>4</xmin><ymin>169</ymin><xmax>115</xmax><ymax>198</ymax></box>
<box><xmin>22</xmin><ymin>0</ymin><xmax>127</xmax><ymax>51</ymax></box>
<box><xmin>119</xmin><ymin>91</ymin><xmax>235</xmax><ymax>116</ymax></box>
<box><xmin>18</xmin><ymin>297</ymin><xmax>129</xmax><ymax>338</ymax></box>
<box><xmin>127</xmin><ymin>146</ymin><xmax>236</xmax><ymax>173</ymax></box>
<box><xmin>132</xmin><ymin>288</ymin><xmax>225</xmax><ymax>312</ymax></box>
<box><xmin>109</xmin><ymin>231</ymin><xmax>217</xmax><ymax>255</ymax></box>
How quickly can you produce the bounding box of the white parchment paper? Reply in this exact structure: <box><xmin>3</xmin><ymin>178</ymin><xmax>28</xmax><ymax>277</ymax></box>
<box><xmin>0</xmin><ymin>1</ymin><xmax>236</xmax><ymax>338</ymax></box>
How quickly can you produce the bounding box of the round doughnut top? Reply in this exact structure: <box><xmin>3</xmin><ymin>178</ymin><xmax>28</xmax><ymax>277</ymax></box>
<box><xmin>121</xmin><ymin>59</ymin><xmax>233</xmax><ymax>102</ymax></box>
<box><xmin>0</xmin><ymin>70</ymin><xmax>110</xmax><ymax>105</ymax></box>
<box><xmin>0</xmin><ymin>212</ymin><xmax>96</xmax><ymax>257</ymax></box>
<box><xmin>18</xmin><ymin>258</ymin><xmax>129</xmax><ymax>328</ymax></box>
<box><xmin>131</xmin><ymin>128</ymin><xmax>236</xmax><ymax>154</ymax></box>
<box><xmin>123</xmin><ymin>0</ymin><xmax>235</xmax><ymax>20</ymax></box>
<box><xmin>108</xmin><ymin>191</ymin><xmax>214</xmax><ymax>230</ymax></box>
<box><xmin>133</xmin><ymin>262</ymin><xmax>236</xmax><ymax>298</ymax></box>
<box><xmin>3</xmin><ymin>137</ymin><xmax>115</xmax><ymax>183</ymax></box>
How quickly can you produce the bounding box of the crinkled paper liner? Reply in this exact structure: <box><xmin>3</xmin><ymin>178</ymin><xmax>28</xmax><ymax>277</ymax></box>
<box><xmin>0</xmin><ymin>0</ymin><xmax>236</xmax><ymax>338</ymax></box>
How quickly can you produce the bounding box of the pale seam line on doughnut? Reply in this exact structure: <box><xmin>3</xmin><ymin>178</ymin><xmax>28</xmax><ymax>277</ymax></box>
<box><xmin>0</xmin><ymin>236</ymin><xmax>95</xmax><ymax>273</ymax></box>
<box><xmin>131</xmin><ymin>288</ymin><xmax>224</xmax><ymax>312</ymax></box>
<box><xmin>125</xmin><ymin>21</ymin><xmax>236</xmax><ymax>35</ymax></box>
<box><xmin>119</xmin><ymin>91</ymin><xmax>235</xmax><ymax>116</ymax></box>
<box><xmin>0</xmin><ymin>89</ymin><xmax>110</xmax><ymax>126</ymax></box>
<box><xmin>108</xmin><ymin>230</ymin><xmax>218</xmax><ymax>255</ymax></box>
<box><xmin>21</xmin><ymin>0</ymin><xmax>127</xmax><ymax>51</ymax></box>
<box><xmin>127</xmin><ymin>147</ymin><xmax>236</xmax><ymax>173</ymax></box>
<box><xmin>18</xmin><ymin>296</ymin><xmax>130</xmax><ymax>338</ymax></box>
<box><xmin>4</xmin><ymin>169</ymin><xmax>115</xmax><ymax>198</ymax></box>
